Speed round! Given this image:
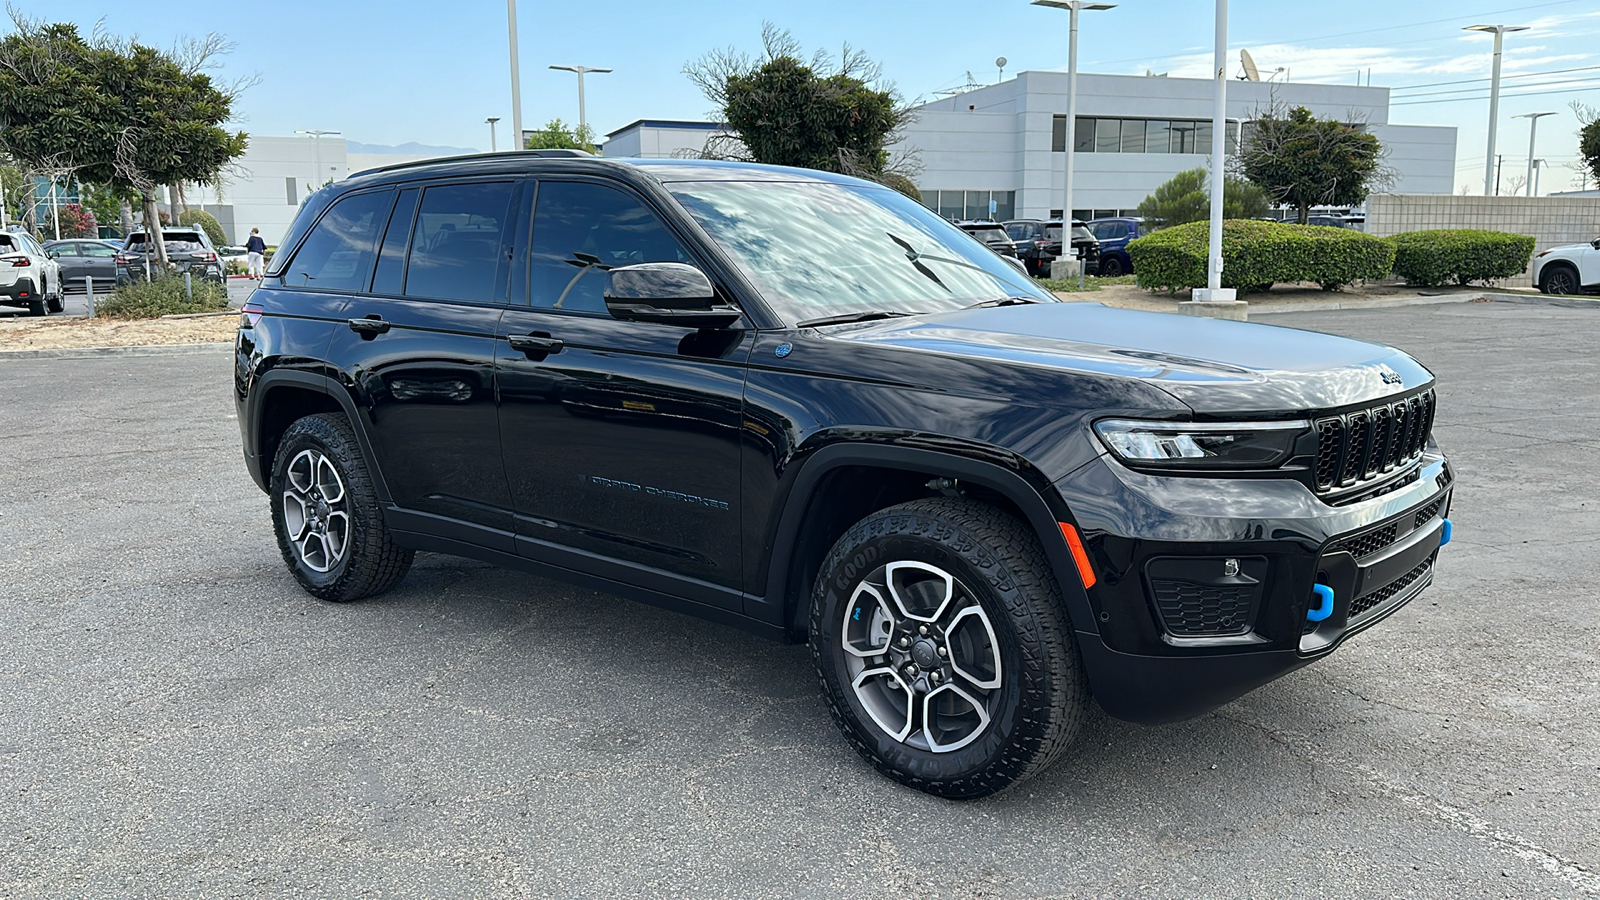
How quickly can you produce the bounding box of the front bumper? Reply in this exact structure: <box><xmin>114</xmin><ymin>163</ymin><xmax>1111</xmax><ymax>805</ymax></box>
<box><xmin>1057</xmin><ymin>450</ymin><xmax>1453</xmax><ymax>724</ymax></box>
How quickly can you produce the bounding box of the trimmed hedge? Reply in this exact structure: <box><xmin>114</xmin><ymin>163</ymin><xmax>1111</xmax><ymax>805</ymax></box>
<box><xmin>176</xmin><ymin>209</ymin><xmax>227</xmax><ymax>248</ymax></box>
<box><xmin>1129</xmin><ymin>220</ymin><xmax>1396</xmax><ymax>293</ymax></box>
<box><xmin>97</xmin><ymin>275</ymin><xmax>229</xmax><ymax>320</ymax></box>
<box><xmin>1387</xmin><ymin>229</ymin><xmax>1535</xmax><ymax>287</ymax></box>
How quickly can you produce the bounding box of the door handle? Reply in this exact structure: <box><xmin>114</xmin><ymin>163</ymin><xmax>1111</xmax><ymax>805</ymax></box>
<box><xmin>506</xmin><ymin>333</ymin><xmax>564</xmax><ymax>358</ymax></box>
<box><xmin>348</xmin><ymin>316</ymin><xmax>391</xmax><ymax>338</ymax></box>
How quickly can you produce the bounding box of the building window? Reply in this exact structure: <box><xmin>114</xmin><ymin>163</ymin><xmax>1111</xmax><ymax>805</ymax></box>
<box><xmin>1062</xmin><ymin>116</ymin><xmax>1244</xmax><ymax>155</ymax></box>
<box><xmin>1052</xmin><ymin>115</ymin><xmax>1067</xmax><ymax>153</ymax></box>
<box><xmin>285</xmin><ymin>177</ymin><xmax>298</xmax><ymax>205</ymax></box>
<box><xmin>921</xmin><ymin>190</ymin><xmax>1016</xmax><ymax>222</ymax></box>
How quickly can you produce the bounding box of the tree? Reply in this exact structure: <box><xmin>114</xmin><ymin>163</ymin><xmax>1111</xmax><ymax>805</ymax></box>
<box><xmin>523</xmin><ymin>118</ymin><xmax>596</xmax><ymax>153</ymax></box>
<box><xmin>1235</xmin><ymin>106</ymin><xmax>1385</xmax><ymax>224</ymax></box>
<box><xmin>77</xmin><ymin>181</ymin><xmax>129</xmax><ymax>233</ymax></box>
<box><xmin>177</xmin><ymin>208</ymin><xmax>226</xmax><ymax>246</ymax></box>
<box><xmin>0</xmin><ymin>16</ymin><xmax>249</xmax><ymax>269</ymax></box>
<box><xmin>56</xmin><ymin>202</ymin><xmax>95</xmax><ymax>237</ymax></box>
<box><xmin>1575</xmin><ymin>102</ymin><xmax>1600</xmax><ymax>190</ymax></box>
<box><xmin>1136</xmin><ymin>167</ymin><xmax>1273</xmax><ymax>227</ymax></box>
<box><xmin>685</xmin><ymin>24</ymin><xmax>917</xmax><ymax>183</ymax></box>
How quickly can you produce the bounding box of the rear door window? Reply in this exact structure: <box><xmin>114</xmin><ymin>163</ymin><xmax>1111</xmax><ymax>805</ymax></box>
<box><xmin>281</xmin><ymin>190</ymin><xmax>392</xmax><ymax>292</ymax></box>
<box><xmin>404</xmin><ymin>181</ymin><xmax>516</xmax><ymax>303</ymax></box>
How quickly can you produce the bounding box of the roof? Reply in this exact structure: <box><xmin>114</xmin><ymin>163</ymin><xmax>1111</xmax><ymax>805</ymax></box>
<box><xmin>340</xmin><ymin>152</ymin><xmax>881</xmax><ymax>189</ymax></box>
<box><xmin>604</xmin><ymin>119</ymin><xmax>727</xmax><ymax>138</ymax></box>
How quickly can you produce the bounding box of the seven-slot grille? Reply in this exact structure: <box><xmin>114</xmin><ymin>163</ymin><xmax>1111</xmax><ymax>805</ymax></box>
<box><xmin>1314</xmin><ymin>390</ymin><xmax>1435</xmax><ymax>495</ymax></box>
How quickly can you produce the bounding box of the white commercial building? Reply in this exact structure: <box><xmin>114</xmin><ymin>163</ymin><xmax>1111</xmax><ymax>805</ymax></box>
<box><xmin>187</xmin><ymin>136</ymin><xmax>449</xmax><ymax>245</ymax></box>
<box><xmin>893</xmin><ymin>71</ymin><xmax>1458</xmax><ymax>222</ymax></box>
<box><xmin>601</xmin><ymin>120</ymin><xmax>735</xmax><ymax>160</ymax></box>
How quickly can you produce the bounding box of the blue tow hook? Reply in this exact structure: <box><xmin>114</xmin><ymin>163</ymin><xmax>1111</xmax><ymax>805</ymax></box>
<box><xmin>1440</xmin><ymin>518</ymin><xmax>1453</xmax><ymax>547</ymax></box>
<box><xmin>1307</xmin><ymin>584</ymin><xmax>1335</xmax><ymax>623</ymax></box>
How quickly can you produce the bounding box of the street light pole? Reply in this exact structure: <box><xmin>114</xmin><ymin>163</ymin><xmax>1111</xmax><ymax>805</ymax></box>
<box><xmin>1465</xmin><ymin>25</ymin><xmax>1528</xmax><ymax>197</ymax></box>
<box><xmin>1031</xmin><ymin>0</ymin><xmax>1115</xmax><ymax>249</ymax></box>
<box><xmin>294</xmin><ymin>129</ymin><xmax>341</xmax><ymax>194</ymax></box>
<box><xmin>549</xmin><ymin>65</ymin><xmax>613</xmax><ymax>141</ymax></box>
<box><xmin>1512</xmin><ymin>112</ymin><xmax>1556</xmax><ymax>197</ymax></box>
<box><xmin>1203</xmin><ymin>0</ymin><xmax>1229</xmax><ymax>295</ymax></box>
<box><xmin>507</xmin><ymin>0</ymin><xmax>523</xmax><ymax>150</ymax></box>
<box><xmin>486</xmin><ymin>116</ymin><xmax>501</xmax><ymax>153</ymax></box>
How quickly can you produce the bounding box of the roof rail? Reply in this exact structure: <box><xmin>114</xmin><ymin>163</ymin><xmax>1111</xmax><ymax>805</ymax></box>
<box><xmin>353</xmin><ymin>148</ymin><xmax>597</xmax><ymax>177</ymax></box>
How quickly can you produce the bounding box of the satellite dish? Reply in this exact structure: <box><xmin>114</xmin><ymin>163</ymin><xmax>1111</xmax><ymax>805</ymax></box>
<box><xmin>1240</xmin><ymin>49</ymin><xmax>1261</xmax><ymax>82</ymax></box>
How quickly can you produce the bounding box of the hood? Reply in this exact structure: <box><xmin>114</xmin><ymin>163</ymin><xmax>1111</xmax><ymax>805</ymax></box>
<box><xmin>825</xmin><ymin>302</ymin><xmax>1434</xmax><ymax>415</ymax></box>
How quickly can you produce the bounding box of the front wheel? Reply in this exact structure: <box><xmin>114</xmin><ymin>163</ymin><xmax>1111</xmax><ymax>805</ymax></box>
<box><xmin>270</xmin><ymin>413</ymin><xmax>414</xmax><ymax>602</ymax></box>
<box><xmin>810</xmin><ymin>498</ymin><xmax>1089</xmax><ymax>799</ymax></box>
<box><xmin>1541</xmin><ymin>265</ymin><xmax>1579</xmax><ymax>296</ymax></box>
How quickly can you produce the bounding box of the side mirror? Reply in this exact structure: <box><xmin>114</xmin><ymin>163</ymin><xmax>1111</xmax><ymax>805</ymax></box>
<box><xmin>1592</xmin><ymin>238</ymin><xmax>1600</xmax><ymax>250</ymax></box>
<box><xmin>1003</xmin><ymin>255</ymin><xmax>1029</xmax><ymax>277</ymax></box>
<box><xmin>604</xmin><ymin>262</ymin><xmax>742</xmax><ymax>329</ymax></box>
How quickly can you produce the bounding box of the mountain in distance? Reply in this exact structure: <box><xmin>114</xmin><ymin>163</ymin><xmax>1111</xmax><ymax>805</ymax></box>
<box><xmin>346</xmin><ymin>140</ymin><xmax>479</xmax><ymax>156</ymax></box>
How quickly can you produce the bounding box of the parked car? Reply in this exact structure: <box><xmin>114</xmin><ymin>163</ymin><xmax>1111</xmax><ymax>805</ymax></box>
<box><xmin>0</xmin><ymin>229</ymin><xmax>63</xmax><ymax>315</ymax></box>
<box><xmin>1531</xmin><ymin>237</ymin><xmax>1600</xmax><ymax>295</ymax></box>
<box><xmin>115</xmin><ymin>229</ymin><xmax>225</xmax><ymax>286</ymax></box>
<box><xmin>44</xmin><ymin>238</ymin><xmax>120</xmax><ymax>292</ymax></box>
<box><xmin>955</xmin><ymin>220</ymin><xmax>1018</xmax><ymax>258</ymax></box>
<box><xmin>1306</xmin><ymin>215</ymin><xmax>1348</xmax><ymax>228</ymax></box>
<box><xmin>1086</xmin><ymin>217</ymin><xmax>1148</xmax><ymax>277</ymax></box>
<box><xmin>217</xmin><ymin>245</ymin><xmax>251</xmax><ymax>266</ymax></box>
<box><xmin>236</xmin><ymin>153</ymin><xmax>1453</xmax><ymax>799</ymax></box>
<box><xmin>1003</xmin><ymin>218</ymin><xmax>1099</xmax><ymax>277</ymax></box>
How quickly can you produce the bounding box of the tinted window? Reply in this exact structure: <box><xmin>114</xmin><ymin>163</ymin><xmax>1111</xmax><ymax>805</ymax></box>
<box><xmin>405</xmin><ymin>182</ymin><xmax>514</xmax><ymax>302</ymax></box>
<box><xmin>82</xmin><ymin>243</ymin><xmax>117</xmax><ymax>258</ymax></box>
<box><xmin>969</xmin><ymin>227</ymin><xmax>1010</xmax><ymax>245</ymax></box>
<box><xmin>282</xmin><ymin>190</ymin><xmax>392</xmax><ymax>291</ymax></box>
<box><xmin>1005</xmin><ymin>222</ymin><xmax>1035</xmax><ymax>241</ymax></box>
<box><xmin>371</xmin><ymin>187</ymin><xmax>419</xmax><ymax>295</ymax></box>
<box><xmin>528</xmin><ymin>181</ymin><xmax>692</xmax><ymax>313</ymax></box>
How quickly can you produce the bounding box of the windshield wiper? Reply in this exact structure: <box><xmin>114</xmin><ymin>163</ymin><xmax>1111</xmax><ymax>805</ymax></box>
<box><xmin>963</xmin><ymin>296</ymin><xmax>1042</xmax><ymax>309</ymax></box>
<box><xmin>796</xmin><ymin>310</ymin><xmax>914</xmax><ymax>328</ymax></box>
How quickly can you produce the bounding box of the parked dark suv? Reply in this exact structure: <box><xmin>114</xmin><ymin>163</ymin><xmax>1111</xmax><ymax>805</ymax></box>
<box><xmin>1003</xmin><ymin>218</ymin><xmax>1099</xmax><ymax>277</ymax></box>
<box><xmin>955</xmin><ymin>220</ymin><xmax>1018</xmax><ymax>259</ymax></box>
<box><xmin>235</xmin><ymin>154</ymin><xmax>1454</xmax><ymax>799</ymax></box>
<box><xmin>116</xmin><ymin>228</ymin><xmax>224</xmax><ymax>285</ymax></box>
<box><xmin>1086</xmin><ymin>217</ymin><xmax>1147</xmax><ymax>278</ymax></box>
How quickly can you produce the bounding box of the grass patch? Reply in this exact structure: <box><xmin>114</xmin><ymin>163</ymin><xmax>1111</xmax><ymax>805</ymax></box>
<box><xmin>1039</xmin><ymin>274</ymin><xmax>1138</xmax><ymax>293</ymax></box>
<box><xmin>96</xmin><ymin>276</ymin><xmax>230</xmax><ymax>320</ymax></box>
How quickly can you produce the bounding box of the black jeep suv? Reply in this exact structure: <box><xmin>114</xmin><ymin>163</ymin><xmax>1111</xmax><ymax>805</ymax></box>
<box><xmin>235</xmin><ymin>154</ymin><xmax>1453</xmax><ymax>798</ymax></box>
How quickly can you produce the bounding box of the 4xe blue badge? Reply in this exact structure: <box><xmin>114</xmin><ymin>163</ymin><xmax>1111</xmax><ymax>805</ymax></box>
<box><xmin>774</xmin><ymin>342</ymin><xmax>793</xmax><ymax>358</ymax></box>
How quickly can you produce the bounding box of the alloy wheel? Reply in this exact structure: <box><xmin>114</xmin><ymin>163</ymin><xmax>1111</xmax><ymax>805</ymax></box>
<box><xmin>280</xmin><ymin>448</ymin><xmax>351</xmax><ymax>573</ymax></box>
<box><xmin>839</xmin><ymin>560</ymin><xmax>1004</xmax><ymax>753</ymax></box>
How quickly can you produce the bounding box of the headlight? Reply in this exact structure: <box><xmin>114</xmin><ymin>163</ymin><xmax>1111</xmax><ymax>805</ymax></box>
<box><xmin>1094</xmin><ymin>419</ymin><xmax>1310</xmax><ymax>469</ymax></box>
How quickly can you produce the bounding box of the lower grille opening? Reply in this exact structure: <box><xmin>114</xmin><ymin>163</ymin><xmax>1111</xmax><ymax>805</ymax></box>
<box><xmin>1152</xmin><ymin>581</ymin><xmax>1255</xmax><ymax>636</ymax></box>
<box><xmin>1350</xmin><ymin>554</ymin><xmax>1435</xmax><ymax>618</ymax></box>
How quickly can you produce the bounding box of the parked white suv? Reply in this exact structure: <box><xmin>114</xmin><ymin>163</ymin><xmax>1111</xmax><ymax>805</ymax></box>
<box><xmin>1532</xmin><ymin>237</ymin><xmax>1600</xmax><ymax>296</ymax></box>
<box><xmin>0</xmin><ymin>229</ymin><xmax>63</xmax><ymax>316</ymax></box>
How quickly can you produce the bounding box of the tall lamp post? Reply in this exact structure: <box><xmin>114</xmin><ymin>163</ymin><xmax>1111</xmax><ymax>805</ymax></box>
<box><xmin>507</xmin><ymin>0</ymin><xmax>523</xmax><ymax>151</ymax></box>
<box><xmin>1532</xmin><ymin>158</ymin><xmax>1546</xmax><ymax>197</ymax></box>
<box><xmin>1464</xmin><ymin>24</ymin><xmax>1528</xmax><ymax>197</ymax></box>
<box><xmin>1512</xmin><ymin>111</ymin><xmax>1556</xmax><ymax>197</ymax></box>
<box><xmin>1200</xmin><ymin>0</ymin><xmax>1231</xmax><ymax>302</ymax></box>
<box><xmin>294</xmin><ymin>129</ymin><xmax>341</xmax><ymax>194</ymax></box>
<box><xmin>1031</xmin><ymin>0</ymin><xmax>1115</xmax><ymax>258</ymax></box>
<box><xmin>548</xmin><ymin>65</ymin><xmax>612</xmax><ymax>143</ymax></box>
<box><xmin>486</xmin><ymin>116</ymin><xmax>501</xmax><ymax>153</ymax></box>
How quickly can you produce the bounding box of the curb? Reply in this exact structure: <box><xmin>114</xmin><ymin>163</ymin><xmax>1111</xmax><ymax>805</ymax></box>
<box><xmin>1474</xmin><ymin>291</ymin><xmax>1600</xmax><ymax>309</ymax></box>
<box><xmin>1249</xmin><ymin>292</ymin><xmax>1483</xmax><ymax>314</ymax></box>
<box><xmin>0</xmin><ymin>342</ymin><xmax>231</xmax><ymax>360</ymax></box>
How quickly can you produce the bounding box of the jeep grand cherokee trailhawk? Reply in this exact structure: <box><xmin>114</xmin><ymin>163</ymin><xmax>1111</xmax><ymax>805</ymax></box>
<box><xmin>234</xmin><ymin>153</ymin><xmax>1454</xmax><ymax>798</ymax></box>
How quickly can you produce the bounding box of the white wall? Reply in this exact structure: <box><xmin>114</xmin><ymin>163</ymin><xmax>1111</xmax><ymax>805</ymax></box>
<box><xmin>601</xmin><ymin>122</ymin><xmax>732</xmax><ymax>159</ymax></box>
<box><xmin>895</xmin><ymin>71</ymin><xmax>1454</xmax><ymax>220</ymax></box>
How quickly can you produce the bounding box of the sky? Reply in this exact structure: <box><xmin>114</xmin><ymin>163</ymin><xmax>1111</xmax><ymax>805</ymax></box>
<box><xmin>18</xmin><ymin>0</ymin><xmax>1600</xmax><ymax>194</ymax></box>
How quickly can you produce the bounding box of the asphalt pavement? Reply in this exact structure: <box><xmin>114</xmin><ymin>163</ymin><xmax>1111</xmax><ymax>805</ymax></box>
<box><xmin>1</xmin><ymin>298</ymin><xmax>1596</xmax><ymax>898</ymax></box>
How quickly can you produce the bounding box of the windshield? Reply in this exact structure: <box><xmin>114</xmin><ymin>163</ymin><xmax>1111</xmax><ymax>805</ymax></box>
<box><xmin>669</xmin><ymin>181</ymin><xmax>1054</xmax><ymax>325</ymax></box>
<box><xmin>125</xmin><ymin>233</ymin><xmax>206</xmax><ymax>253</ymax></box>
<box><xmin>969</xmin><ymin>228</ymin><xmax>1011</xmax><ymax>245</ymax></box>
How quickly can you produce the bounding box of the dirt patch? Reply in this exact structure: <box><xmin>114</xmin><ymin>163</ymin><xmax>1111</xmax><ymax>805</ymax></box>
<box><xmin>0</xmin><ymin>312</ymin><xmax>236</xmax><ymax>351</ymax></box>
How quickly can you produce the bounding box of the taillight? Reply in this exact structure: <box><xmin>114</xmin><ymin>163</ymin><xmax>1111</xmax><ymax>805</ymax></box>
<box><xmin>198</xmin><ymin>251</ymin><xmax>217</xmax><ymax>262</ymax></box>
<box><xmin>1034</xmin><ymin>240</ymin><xmax>1048</xmax><ymax>248</ymax></box>
<box><xmin>239</xmin><ymin>304</ymin><xmax>263</xmax><ymax>328</ymax></box>
<box><xmin>116</xmin><ymin>254</ymin><xmax>137</xmax><ymax>264</ymax></box>
<box><xmin>9</xmin><ymin>256</ymin><xmax>30</xmax><ymax>267</ymax></box>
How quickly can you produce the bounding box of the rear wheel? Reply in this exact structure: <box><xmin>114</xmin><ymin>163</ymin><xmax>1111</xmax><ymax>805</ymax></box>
<box><xmin>810</xmin><ymin>497</ymin><xmax>1089</xmax><ymax>799</ymax></box>
<box><xmin>270</xmin><ymin>413</ymin><xmax>414</xmax><ymax>602</ymax></box>
<box><xmin>1098</xmin><ymin>255</ymin><xmax>1124</xmax><ymax>278</ymax></box>
<box><xmin>28</xmin><ymin>281</ymin><xmax>46</xmax><ymax>316</ymax></box>
<box><xmin>46</xmin><ymin>279</ymin><xmax>63</xmax><ymax>313</ymax></box>
<box><xmin>1541</xmin><ymin>265</ymin><xmax>1580</xmax><ymax>296</ymax></box>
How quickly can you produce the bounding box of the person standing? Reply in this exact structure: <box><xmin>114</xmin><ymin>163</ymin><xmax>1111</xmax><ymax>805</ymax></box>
<box><xmin>245</xmin><ymin>228</ymin><xmax>267</xmax><ymax>279</ymax></box>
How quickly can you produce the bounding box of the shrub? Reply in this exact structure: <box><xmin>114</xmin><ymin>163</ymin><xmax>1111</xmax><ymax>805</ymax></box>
<box><xmin>1129</xmin><ymin>219</ymin><xmax>1395</xmax><ymax>293</ymax></box>
<box><xmin>176</xmin><ymin>208</ymin><xmax>227</xmax><ymax>247</ymax></box>
<box><xmin>96</xmin><ymin>275</ymin><xmax>229</xmax><ymax>319</ymax></box>
<box><xmin>1387</xmin><ymin>230</ymin><xmax>1536</xmax><ymax>287</ymax></box>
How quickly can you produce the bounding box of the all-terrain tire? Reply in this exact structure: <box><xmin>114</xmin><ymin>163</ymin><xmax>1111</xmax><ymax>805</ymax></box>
<box><xmin>269</xmin><ymin>413</ymin><xmax>413</xmax><ymax>602</ymax></box>
<box><xmin>809</xmin><ymin>497</ymin><xmax>1089</xmax><ymax>799</ymax></box>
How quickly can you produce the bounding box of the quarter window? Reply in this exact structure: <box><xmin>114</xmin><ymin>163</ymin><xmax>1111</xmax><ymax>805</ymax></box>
<box><xmin>405</xmin><ymin>181</ymin><xmax>516</xmax><ymax>303</ymax></box>
<box><xmin>281</xmin><ymin>190</ymin><xmax>392</xmax><ymax>291</ymax></box>
<box><xmin>527</xmin><ymin>181</ymin><xmax>691</xmax><ymax>313</ymax></box>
